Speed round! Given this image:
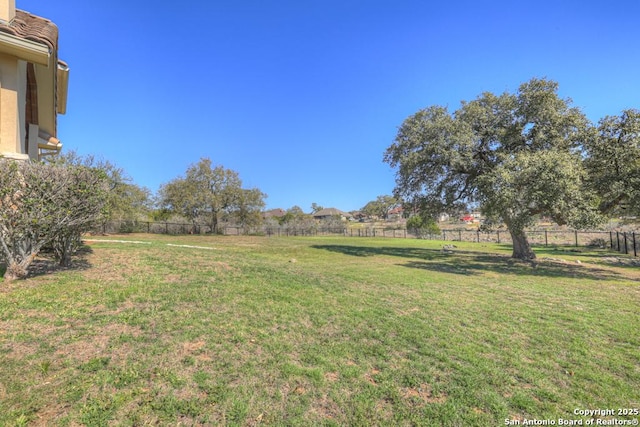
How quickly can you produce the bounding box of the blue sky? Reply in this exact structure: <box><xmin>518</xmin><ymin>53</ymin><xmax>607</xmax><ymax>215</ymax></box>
<box><xmin>21</xmin><ymin>0</ymin><xmax>640</xmax><ymax>212</ymax></box>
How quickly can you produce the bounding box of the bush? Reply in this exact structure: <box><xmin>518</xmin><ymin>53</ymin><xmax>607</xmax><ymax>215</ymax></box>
<box><xmin>406</xmin><ymin>215</ymin><xmax>441</xmax><ymax>238</ymax></box>
<box><xmin>0</xmin><ymin>160</ymin><xmax>108</xmax><ymax>280</ymax></box>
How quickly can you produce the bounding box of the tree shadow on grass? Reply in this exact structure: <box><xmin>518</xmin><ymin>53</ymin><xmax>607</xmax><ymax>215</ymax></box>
<box><xmin>311</xmin><ymin>244</ymin><xmax>637</xmax><ymax>282</ymax></box>
<box><xmin>0</xmin><ymin>244</ymin><xmax>94</xmax><ymax>284</ymax></box>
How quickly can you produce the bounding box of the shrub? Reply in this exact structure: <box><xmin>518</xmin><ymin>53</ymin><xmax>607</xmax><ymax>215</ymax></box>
<box><xmin>0</xmin><ymin>160</ymin><xmax>108</xmax><ymax>280</ymax></box>
<box><xmin>406</xmin><ymin>215</ymin><xmax>441</xmax><ymax>238</ymax></box>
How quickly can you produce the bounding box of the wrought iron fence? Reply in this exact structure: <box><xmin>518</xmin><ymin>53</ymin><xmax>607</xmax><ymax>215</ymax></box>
<box><xmin>94</xmin><ymin>221</ymin><xmax>639</xmax><ymax>257</ymax></box>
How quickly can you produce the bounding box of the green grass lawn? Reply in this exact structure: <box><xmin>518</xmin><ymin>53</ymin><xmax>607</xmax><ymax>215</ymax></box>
<box><xmin>1</xmin><ymin>235</ymin><xmax>639</xmax><ymax>426</ymax></box>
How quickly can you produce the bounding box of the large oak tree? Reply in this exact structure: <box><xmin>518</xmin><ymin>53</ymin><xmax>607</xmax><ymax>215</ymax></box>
<box><xmin>159</xmin><ymin>158</ymin><xmax>265</xmax><ymax>233</ymax></box>
<box><xmin>384</xmin><ymin>78</ymin><xmax>602</xmax><ymax>260</ymax></box>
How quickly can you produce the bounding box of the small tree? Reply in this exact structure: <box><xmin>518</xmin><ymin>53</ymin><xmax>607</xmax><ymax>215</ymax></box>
<box><xmin>406</xmin><ymin>215</ymin><xmax>440</xmax><ymax>238</ymax></box>
<box><xmin>232</xmin><ymin>188</ymin><xmax>267</xmax><ymax>233</ymax></box>
<box><xmin>279</xmin><ymin>206</ymin><xmax>316</xmax><ymax>234</ymax></box>
<box><xmin>311</xmin><ymin>203</ymin><xmax>324</xmax><ymax>214</ymax></box>
<box><xmin>361</xmin><ymin>195</ymin><xmax>397</xmax><ymax>220</ymax></box>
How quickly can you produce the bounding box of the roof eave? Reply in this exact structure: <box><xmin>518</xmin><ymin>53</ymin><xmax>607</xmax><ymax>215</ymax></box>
<box><xmin>0</xmin><ymin>30</ymin><xmax>49</xmax><ymax>65</ymax></box>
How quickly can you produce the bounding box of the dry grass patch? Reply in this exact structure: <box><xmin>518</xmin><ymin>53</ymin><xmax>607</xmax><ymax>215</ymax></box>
<box><xmin>401</xmin><ymin>383</ymin><xmax>448</xmax><ymax>405</ymax></box>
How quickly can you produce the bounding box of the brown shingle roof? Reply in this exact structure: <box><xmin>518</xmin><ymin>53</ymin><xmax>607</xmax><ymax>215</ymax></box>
<box><xmin>0</xmin><ymin>9</ymin><xmax>58</xmax><ymax>53</ymax></box>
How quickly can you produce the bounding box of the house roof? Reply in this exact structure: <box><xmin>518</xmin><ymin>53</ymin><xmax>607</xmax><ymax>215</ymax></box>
<box><xmin>263</xmin><ymin>208</ymin><xmax>286</xmax><ymax>218</ymax></box>
<box><xmin>388</xmin><ymin>206</ymin><xmax>404</xmax><ymax>215</ymax></box>
<box><xmin>313</xmin><ymin>208</ymin><xmax>348</xmax><ymax>217</ymax></box>
<box><xmin>0</xmin><ymin>10</ymin><xmax>58</xmax><ymax>54</ymax></box>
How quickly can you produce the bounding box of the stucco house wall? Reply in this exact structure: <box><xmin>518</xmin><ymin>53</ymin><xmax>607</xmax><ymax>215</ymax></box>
<box><xmin>0</xmin><ymin>0</ymin><xmax>68</xmax><ymax>160</ymax></box>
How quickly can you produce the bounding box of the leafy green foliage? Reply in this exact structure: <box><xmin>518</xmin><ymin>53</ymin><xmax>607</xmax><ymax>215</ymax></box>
<box><xmin>310</xmin><ymin>203</ymin><xmax>323</xmax><ymax>214</ymax></box>
<box><xmin>232</xmin><ymin>188</ymin><xmax>267</xmax><ymax>232</ymax></box>
<box><xmin>584</xmin><ymin>109</ymin><xmax>640</xmax><ymax>215</ymax></box>
<box><xmin>277</xmin><ymin>206</ymin><xmax>316</xmax><ymax>230</ymax></box>
<box><xmin>159</xmin><ymin>158</ymin><xmax>266</xmax><ymax>233</ymax></box>
<box><xmin>385</xmin><ymin>78</ymin><xmax>603</xmax><ymax>259</ymax></box>
<box><xmin>406</xmin><ymin>215</ymin><xmax>440</xmax><ymax>237</ymax></box>
<box><xmin>50</xmin><ymin>151</ymin><xmax>152</xmax><ymax>222</ymax></box>
<box><xmin>361</xmin><ymin>195</ymin><xmax>398</xmax><ymax>220</ymax></box>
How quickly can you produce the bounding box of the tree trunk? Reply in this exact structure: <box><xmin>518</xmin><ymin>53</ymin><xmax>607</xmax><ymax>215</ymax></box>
<box><xmin>57</xmin><ymin>241</ymin><xmax>73</xmax><ymax>268</ymax></box>
<box><xmin>4</xmin><ymin>254</ymin><xmax>36</xmax><ymax>281</ymax></box>
<box><xmin>509</xmin><ymin>228</ymin><xmax>536</xmax><ymax>260</ymax></box>
<box><xmin>4</xmin><ymin>263</ymin><xmax>27</xmax><ymax>281</ymax></box>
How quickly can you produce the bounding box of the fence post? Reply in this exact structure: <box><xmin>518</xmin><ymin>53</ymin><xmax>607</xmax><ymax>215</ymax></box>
<box><xmin>574</xmin><ymin>230</ymin><xmax>578</xmax><ymax>247</ymax></box>
<box><xmin>610</xmin><ymin>231</ymin><xmax>613</xmax><ymax>249</ymax></box>
<box><xmin>544</xmin><ymin>230</ymin><xmax>548</xmax><ymax>246</ymax></box>
<box><xmin>633</xmin><ymin>232</ymin><xmax>637</xmax><ymax>257</ymax></box>
<box><xmin>616</xmin><ymin>232</ymin><xmax>620</xmax><ymax>251</ymax></box>
<box><xmin>458</xmin><ymin>230</ymin><xmax>462</xmax><ymax>241</ymax></box>
<box><xmin>624</xmin><ymin>232</ymin><xmax>629</xmax><ymax>254</ymax></box>
<box><xmin>497</xmin><ymin>230</ymin><xmax>500</xmax><ymax>244</ymax></box>
<box><xmin>477</xmin><ymin>230</ymin><xmax>480</xmax><ymax>243</ymax></box>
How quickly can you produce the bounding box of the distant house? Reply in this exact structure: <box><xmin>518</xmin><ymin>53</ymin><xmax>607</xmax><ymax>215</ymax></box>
<box><xmin>0</xmin><ymin>0</ymin><xmax>69</xmax><ymax>160</ymax></box>
<box><xmin>351</xmin><ymin>210</ymin><xmax>366</xmax><ymax>222</ymax></box>
<box><xmin>263</xmin><ymin>208</ymin><xmax>286</xmax><ymax>220</ymax></box>
<box><xmin>313</xmin><ymin>208</ymin><xmax>351</xmax><ymax>221</ymax></box>
<box><xmin>387</xmin><ymin>206</ymin><xmax>404</xmax><ymax>221</ymax></box>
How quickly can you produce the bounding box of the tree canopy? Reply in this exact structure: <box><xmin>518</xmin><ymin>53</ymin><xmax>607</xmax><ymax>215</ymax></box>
<box><xmin>51</xmin><ymin>151</ymin><xmax>151</xmax><ymax>222</ymax></box>
<box><xmin>385</xmin><ymin>78</ymin><xmax>604</xmax><ymax>260</ymax></box>
<box><xmin>361</xmin><ymin>195</ymin><xmax>398</xmax><ymax>220</ymax></box>
<box><xmin>159</xmin><ymin>158</ymin><xmax>266</xmax><ymax>233</ymax></box>
<box><xmin>584</xmin><ymin>109</ymin><xmax>640</xmax><ymax>216</ymax></box>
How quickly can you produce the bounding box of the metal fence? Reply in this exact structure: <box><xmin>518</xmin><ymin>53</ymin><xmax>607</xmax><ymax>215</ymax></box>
<box><xmin>95</xmin><ymin>221</ymin><xmax>639</xmax><ymax>257</ymax></box>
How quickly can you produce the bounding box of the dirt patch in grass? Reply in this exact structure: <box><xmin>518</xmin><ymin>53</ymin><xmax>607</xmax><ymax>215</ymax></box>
<box><xmin>307</xmin><ymin>393</ymin><xmax>343</xmax><ymax>422</ymax></box>
<box><xmin>182</xmin><ymin>340</ymin><xmax>206</xmax><ymax>353</ymax></box>
<box><xmin>29</xmin><ymin>403</ymin><xmax>73</xmax><ymax>427</ymax></box>
<box><xmin>364</xmin><ymin>369</ymin><xmax>381</xmax><ymax>386</ymax></box>
<box><xmin>78</xmin><ymin>244</ymin><xmax>164</xmax><ymax>285</ymax></box>
<box><xmin>3</xmin><ymin>341</ymin><xmax>40</xmax><ymax>361</ymax></box>
<box><xmin>374</xmin><ymin>398</ymin><xmax>394</xmax><ymax>421</ymax></box>
<box><xmin>401</xmin><ymin>383</ymin><xmax>447</xmax><ymax>405</ymax></box>
<box><xmin>324</xmin><ymin>372</ymin><xmax>339</xmax><ymax>383</ymax></box>
<box><xmin>54</xmin><ymin>322</ymin><xmax>142</xmax><ymax>364</ymax></box>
